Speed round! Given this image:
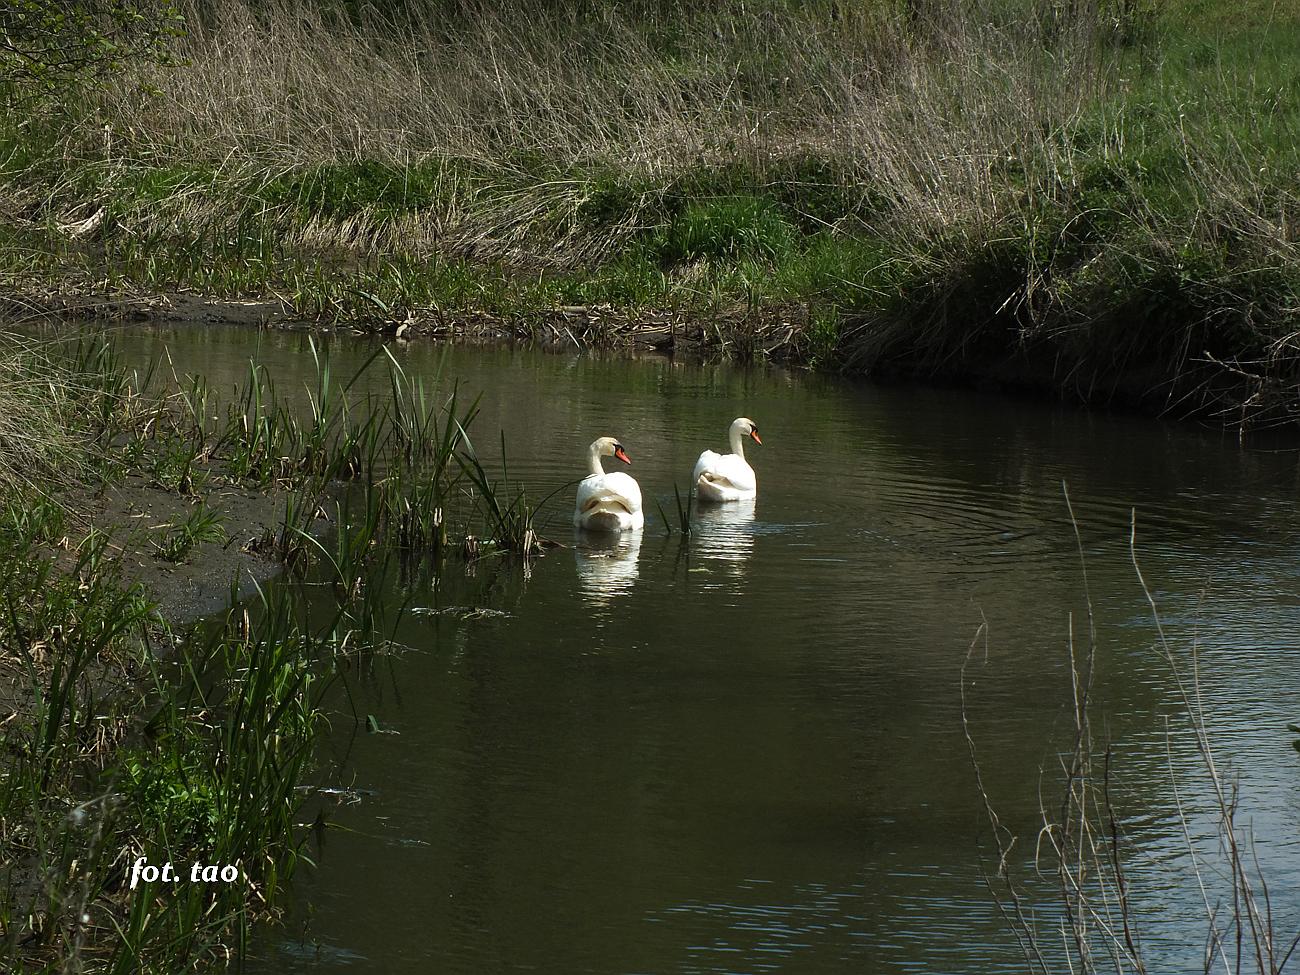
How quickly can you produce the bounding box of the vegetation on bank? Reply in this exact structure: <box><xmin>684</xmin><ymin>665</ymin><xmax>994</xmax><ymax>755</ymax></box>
<box><xmin>0</xmin><ymin>332</ymin><xmax>537</xmax><ymax>972</ymax></box>
<box><xmin>3</xmin><ymin>0</ymin><xmax>1300</xmax><ymax>423</ymax></box>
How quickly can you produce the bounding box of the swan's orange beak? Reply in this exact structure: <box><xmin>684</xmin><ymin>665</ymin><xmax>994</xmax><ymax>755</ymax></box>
<box><xmin>614</xmin><ymin>446</ymin><xmax>632</xmax><ymax>465</ymax></box>
<box><xmin>749</xmin><ymin>430</ymin><xmax>762</xmax><ymax>445</ymax></box>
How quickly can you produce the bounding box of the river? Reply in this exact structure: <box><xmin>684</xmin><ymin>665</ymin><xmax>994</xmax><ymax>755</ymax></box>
<box><xmin>110</xmin><ymin>324</ymin><xmax>1300</xmax><ymax>973</ymax></box>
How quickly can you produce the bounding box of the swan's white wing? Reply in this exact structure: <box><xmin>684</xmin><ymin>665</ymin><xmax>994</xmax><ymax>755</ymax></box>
<box><xmin>599</xmin><ymin>471</ymin><xmax>643</xmax><ymax>514</ymax></box>
<box><xmin>694</xmin><ymin>451</ymin><xmax>756</xmax><ymax>500</ymax></box>
<box><xmin>692</xmin><ymin>449</ymin><xmax>722</xmax><ymax>485</ymax></box>
<box><xmin>575</xmin><ymin>472</ymin><xmax>644</xmax><ymax>530</ymax></box>
<box><xmin>576</xmin><ymin>475</ymin><xmax>629</xmax><ymax>516</ymax></box>
<box><xmin>714</xmin><ymin>454</ymin><xmax>756</xmax><ymax>492</ymax></box>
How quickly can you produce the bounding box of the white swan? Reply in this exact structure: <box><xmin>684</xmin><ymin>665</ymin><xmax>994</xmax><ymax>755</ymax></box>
<box><xmin>574</xmin><ymin>436</ymin><xmax>644</xmax><ymax>532</ymax></box>
<box><xmin>693</xmin><ymin>417</ymin><xmax>762</xmax><ymax>502</ymax></box>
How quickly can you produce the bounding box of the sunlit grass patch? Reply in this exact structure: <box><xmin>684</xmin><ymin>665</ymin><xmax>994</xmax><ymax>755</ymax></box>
<box><xmin>651</xmin><ymin>197</ymin><xmax>797</xmax><ymax>265</ymax></box>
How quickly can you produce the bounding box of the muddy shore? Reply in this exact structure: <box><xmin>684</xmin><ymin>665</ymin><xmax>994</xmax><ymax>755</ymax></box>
<box><xmin>12</xmin><ymin>286</ymin><xmax>1294</xmax><ymax>430</ymax></box>
<box><xmin>0</xmin><ymin>469</ymin><xmax>298</xmax><ymax>720</ymax></box>
<box><xmin>84</xmin><ymin>471</ymin><xmax>294</xmax><ymax>622</ymax></box>
<box><xmin>5</xmin><ymin>288</ymin><xmax>813</xmax><ymax>359</ymax></box>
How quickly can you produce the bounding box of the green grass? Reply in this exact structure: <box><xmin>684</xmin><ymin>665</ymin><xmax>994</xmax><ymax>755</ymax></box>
<box><xmin>261</xmin><ymin>159</ymin><xmax>463</xmax><ymax>220</ymax></box>
<box><xmin>651</xmin><ymin>197</ymin><xmax>797</xmax><ymax>264</ymax></box>
<box><xmin>152</xmin><ymin>504</ymin><xmax>225</xmax><ymax>561</ymax></box>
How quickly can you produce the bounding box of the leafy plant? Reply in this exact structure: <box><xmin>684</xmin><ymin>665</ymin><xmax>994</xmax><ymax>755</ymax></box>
<box><xmin>1</xmin><ymin>0</ymin><xmax>184</xmax><ymax>104</ymax></box>
<box><xmin>153</xmin><ymin>504</ymin><xmax>225</xmax><ymax>562</ymax></box>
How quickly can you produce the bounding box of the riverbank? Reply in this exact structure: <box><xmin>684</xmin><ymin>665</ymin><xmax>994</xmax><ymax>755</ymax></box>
<box><xmin>4</xmin><ymin>0</ymin><xmax>1299</xmax><ymax>427</ymax></box>
<box><xmin>0</xmin><ymin>339</ymin><xmax>302</xmax><ymax>971</ymax></box>
<box><xmin>0</xmin><ymin>331</ymin><xmax>527</xmax><ymax>972</ymax></box>
<box><xmin>7</xmin><ymin>286</ymin><xmax>812</xmax><ymax>362</ymax></box>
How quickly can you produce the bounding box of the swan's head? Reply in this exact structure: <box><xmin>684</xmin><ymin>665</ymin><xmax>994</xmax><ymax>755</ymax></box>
<box><xmin>732</xmin><ymin>417</ymin><xmax>762</xmax><ymax>446</ymax></box>
<box><xmin>591</xmin><ymin>436</ymin><xmax>632</xmax><ymax>465</ymax></box>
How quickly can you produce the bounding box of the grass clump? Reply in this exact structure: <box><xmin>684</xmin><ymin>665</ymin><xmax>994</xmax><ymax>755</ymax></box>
<box><xmin>652</xmin><ymin>197</ymin><xmax>796</xmax><ymax>265</ymax></box>
<box><xmin>152</xmin><ymin>504</ymin><xmax>225</xmax><ymax>561</ymax></box>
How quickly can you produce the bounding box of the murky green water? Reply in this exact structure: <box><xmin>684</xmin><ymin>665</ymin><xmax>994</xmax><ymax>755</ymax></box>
<box><xmin>114</xmin><ymin>326</ymin><xmax>1300</xmax><ymax>972</ymax></box>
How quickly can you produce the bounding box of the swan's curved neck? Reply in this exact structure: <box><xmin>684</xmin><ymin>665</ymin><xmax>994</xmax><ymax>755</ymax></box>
<box><xmin>728</xmin><ymin>424</ymin><xmax>747</xmax><ymax>460</ymax></box>
<box><xmin>587</xmin><ymin>443</ymin><xmax>606</xmax><ymax>477</ymax></box>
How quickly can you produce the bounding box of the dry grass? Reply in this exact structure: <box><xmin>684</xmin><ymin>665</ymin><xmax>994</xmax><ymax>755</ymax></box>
<box><xmin>63</xmin><ymin>0</ymin><xmax>1113</xmax><ymax>255</ymax></box>
<box><xmin>103</xmin><ymin>1</ymin><xmax>1096</xmax><ymax>166</ymax></box>
<box><xmin>6</xmin><ymin>0</ymin><xmax>1300</xmax><ymax>421</ymax></box>
<box><xmin>965</xmin><ymin>491</ymin><xmax>1300</xmax><ymax>973</ymax></box>
<box><xmin>0</xmin><ymin>331</ymin><xmax>91</xmax><ymax>496</ymax></box>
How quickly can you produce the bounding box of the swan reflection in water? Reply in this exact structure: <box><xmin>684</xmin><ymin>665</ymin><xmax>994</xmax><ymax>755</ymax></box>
<box><xmin>692</xmin><ymin>498</ymin><xmax>756</xmax><ymax>573</ymax></box>
<box><xmin>574</xmin><ymin>529</ymin><xmax>642</xmax><ymax>606</ymax></box>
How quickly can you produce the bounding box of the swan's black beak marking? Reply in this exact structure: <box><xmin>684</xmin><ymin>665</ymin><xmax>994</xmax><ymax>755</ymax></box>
<box><xmin>749</xmin><ymin>429</ymin><xmax>762</xmax><ymax>446</ymax></box>
<box><xmin>614</xmin><ymin>444</ymin><xmax>631</xmax><ymax>465</ymax></box>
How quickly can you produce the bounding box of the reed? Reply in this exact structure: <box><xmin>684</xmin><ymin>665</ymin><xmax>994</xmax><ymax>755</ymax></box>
<box><xmin>455</xmin><ymin>432</ymin><xmax>543</xmax><ymax>558</ymax></box>
<box><xmin>0</xmin><ymin>331</ymin><xmax>542</xmax><ymax>971</ymax></box>
<box><xmin>655</xmin><ymin>483</ymin><xmax>694</xmax><ymax>537</ymax></box>
<box><xmin>963</xmin><ymin>492</ymin><xmax>1300</xmax><ymax>972</ymax></box>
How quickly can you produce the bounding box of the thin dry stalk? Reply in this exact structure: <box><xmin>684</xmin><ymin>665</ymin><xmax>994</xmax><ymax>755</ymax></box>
<box><xmin>0</xmin><ymin>332</ymin><xmax>91</xmax><ymax>495</ymax></box>
<box><xmin>1128</xmin><ymin>511</ymin><xmax>1289</xmax><ymax>974</ymax></box>
<box><xmin>964</xmin><ymin>485</ymin><xmax>1297</xmax><ymax>974</ymax></box>
<box><xmin>46</xmin><ymin>0</ymin><xmax>1111</xmax><ymax>260</ymax></box>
